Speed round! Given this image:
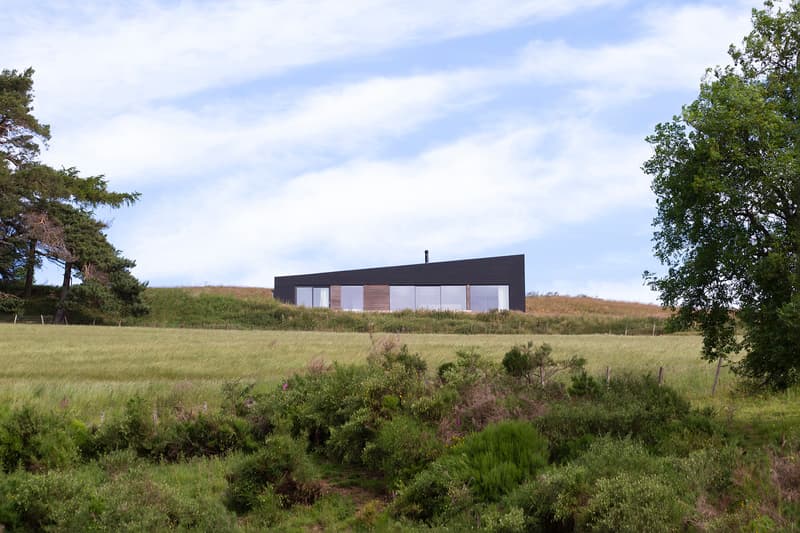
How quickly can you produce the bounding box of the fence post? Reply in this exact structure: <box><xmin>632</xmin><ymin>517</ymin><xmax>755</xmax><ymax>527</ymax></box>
<box><xmin>13</xmin><ymin>314</ymin><xmax>17</xmax><ymax>324</ymax></box>
<box><xmin>712</xmin><ymin>357</ymin><xmax>723</xmax><ymax>396</ymax></box>
<box><xmin>606</xmin><ymin>366</ymin><xmax>611</xmax><ymax>386</ymax></box>
<box><xmin>658</xmin><ymin>366</ymin><xmax>664</xmax><ymax>386</ymax></box>
<box><xmin>652</xmin><ymin>322</ymin><xmax>656</xmax><ymax>336</ymax></box>
<box><xmin>40</xmin><ymin>314</ymin><xmax>44</xmax><ymax>325</ymax></box>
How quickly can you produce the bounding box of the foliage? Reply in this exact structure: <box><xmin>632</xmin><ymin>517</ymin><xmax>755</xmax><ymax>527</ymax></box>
<box><xmin>0</xmin><ymin>68</ymin><xmax>145</xmax><ymax>320</ymax></box>
<box><xmin>451</xmin><ymin>420</ymin><xmax>549</xmax><ymax>502</ymax></box>
<box><xmin>224</xmin><ymin>434</ymin><xmax>320</xmax><ymax>513</ymax></box>
<box><xmin>507</xmin><ymin>437</ymin><xmax>736</xmax><ymax>531</ymax></box>
<box><xmin>0</xmin><ymin>405</ymin><xmax>80</xmax><ymax>472</ymax></box>
<box><xmin>0</xmin><ymin>458</ymin><xmax>236</xmax><ymax>532</ymax></box>
<box><xmin>644</xmin><ymin>2</ymin><xmax>800</xmax><ymax>389</ymax></box>
<box><xmin>362</xmin><ymin>415</ymin><xmax>443</xmax><ymax>486</ymax></box>
<box><xmin>502</xmin><ymin>341</ymin><xmax>585</xmax><ymax>385</ymax></box>
<box><xmin>393</xmin><ymin>421</ymin><xmax>548</xmax><ymax>522</ymax></box>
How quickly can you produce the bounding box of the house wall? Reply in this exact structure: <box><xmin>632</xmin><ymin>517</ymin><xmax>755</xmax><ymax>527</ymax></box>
<box><xmin>274</xmin><ymin>254</ymin><xmax>526</xmax><ymax>311</ymax></box>
<box><xmin>364</xmin><ymin>285</ymin><xmax>390</xmax><ymax>312</ymax></box>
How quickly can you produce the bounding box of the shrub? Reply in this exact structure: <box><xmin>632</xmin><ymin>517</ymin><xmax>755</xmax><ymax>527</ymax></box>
<box><xmin>153</xmin><ymin>413</ymin><xmax>257</xmax><ymax>461</ymax></box>
<box><xmin>584</xmin><ymin>472</ymin><xmax>688</xmax><ymax>532</ymax></box>
<box><xmin>391</xmin><ymin>455</ymin><xmax>472</xmax><ymax>522</ymax></box>
<box><xmin>453</xmin><ymin>421</ymin><xmax>549</xmax><ymax>502</ymax></box>
<box><xmin>502</xmin><ymin>342</ymin><xmax>535</xmax><ymax>382</ymax></box>
<box><xmin>225</xmin><ymin>434</ymin><xmax>320</xmax><ymax>513</ymax></box>
<box><xmin>362</xmin><ymin>415</ymin><xmax>443</xmax><ymax>486</ymax></box>
<box><xmin>0</xmin><ymin>405</ymin><xmax>79</xmax><ymax>472</ymax></box>
<box><xmin>92</xmin><ymin>395</ymin><xmax>157</xmax><ymax>456</ymax></box>
<box><xmin>393</xmin><ymin>421</ymin><xmax>548</xmax><ymax>522</ymax></box>
<box><xmin>568</xmin><ymin>371</ymin><xmax>601</xmax><ymax>398</ymax></box>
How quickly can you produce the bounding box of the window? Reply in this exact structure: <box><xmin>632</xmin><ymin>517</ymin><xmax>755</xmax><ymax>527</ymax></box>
<box><xmin>441</xmin><ymin>286</ymin><xmax>467</xmax><ymax>311</ymax></box>
<box><xmin>312</xmin><ymin>287</ymin><xmax>329</xmax><ymax>308</ymax></box>
<box><xmin>470</xmin><ymin>285</ymin><xmax>509</xmax><ymax>312</ymax></box>
<box><xmin>296</xmin><ymin>287</ymin><xmax>313</xmax><ymax>307</ymax></box>
<box><xmin>297</xmin><ymin>287</ymin><xmax>329</xmax><ymax>307</ymax></box>
<box><xmin>341</xmin><ymin>286</ymin><xmax>364</xmax><ymax>311</ymax></box>
<box><xmin>415</xmin><ymin>286</ymin><xmax>441</xmax><ymax>310</ymax></box>
<box><xmin>390</xmin><ymin>286</ymin><xmax>415</xmax><ymax>311</ymax></box>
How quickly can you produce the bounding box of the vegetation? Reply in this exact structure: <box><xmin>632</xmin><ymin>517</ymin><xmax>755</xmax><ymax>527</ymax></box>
<box><xmin>0</xmin><ymin>336</ymin><xmax>796</xmax><ymax>531</ymax></box>
<box><xmin>0</xmin><ymin>68</ymin><xmax>147</xmax><ymax>324</ymax></box>
<box><xmin>644</xmin><ymin>2</ymin><xmax>800</xmax><ymax>390</ymax></box>
<box><xmin>2</xmin><ymin>285</ymin><xmax>673</xmax><ymax>336</ymax></box>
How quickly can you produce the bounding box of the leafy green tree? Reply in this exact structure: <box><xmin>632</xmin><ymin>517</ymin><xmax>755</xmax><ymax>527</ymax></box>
<box><xmin>644</xmin><ymin>1</ymin><xmax>800</xmax><ymax>389</ymax></box>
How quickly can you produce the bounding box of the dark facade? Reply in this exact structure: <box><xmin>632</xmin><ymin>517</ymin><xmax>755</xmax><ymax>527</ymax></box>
<box><xmin>274</xmin><ymin>254</ymin><xmax>525</xmax><ymax>312</ymax></box>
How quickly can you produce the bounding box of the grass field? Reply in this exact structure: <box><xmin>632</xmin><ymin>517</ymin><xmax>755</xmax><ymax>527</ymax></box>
<box><xmin>4</xmin><ymin>323</ymin><xmax>797</xmax><ymax>436</ymax></box>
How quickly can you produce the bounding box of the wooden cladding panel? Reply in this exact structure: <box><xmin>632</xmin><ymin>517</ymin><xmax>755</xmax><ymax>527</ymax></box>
<box><xmin>364</xmin><ymin>285</ymin><xmax>390</xmax><ymax>312</ymax></box>
<box><xmin>330</xmin><ymin>285</ymin><xmax>341</xmax><ymax>310</ymax></box>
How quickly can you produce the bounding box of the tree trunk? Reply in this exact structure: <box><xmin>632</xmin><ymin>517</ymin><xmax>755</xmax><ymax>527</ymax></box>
<box><xmin>53</xmin><ymin>261</ymin><xmax>71</xmax><ymax>325</ymax></box>
<box><xmin>23</xmin><ymin>239</ymin><xmax>36</xmax><ymax>298</ymax></box>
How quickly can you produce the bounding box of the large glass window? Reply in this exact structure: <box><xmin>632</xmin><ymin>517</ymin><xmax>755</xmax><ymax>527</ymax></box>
<box><xmin>390</xmin><ymin>286</ymin><xmax>415</xmax><ymax>311</ymax></box>
<box><xmin>312</xmin><ymin>287</ymin><xmax>329</xmax><ymax>308</ymax></box>
<box><xmin>415</xmin><ymin>286</ymin><xmax>441</xmax><ymax>310</ymax></box>
<box><xmin>296</xmin><ymin>287</ymin><xmax>313</xmax><ymax>307</ymax></box>
<box><xmin>441</xmin><ymin>286</ymin><xmax>467</xmax><ymax>311</ymax></box>
<box><xmin>497</xmin><ymin>285</ymin><xmax>509</xmax><ymax>311</ymax></box>
<box><xmin>341</xmin><ymin>286</ymin><xmax>364</xmax><ymax>311</ymax></box>
<box><xmin>470</xmin><ymin>285</ymin><xmax>509</xmax><ymax>312</ymax></box>
<box><xmin>297</xmin><ymin>287</ymin><xmax>330</xmax><ymax>307</ymax></box>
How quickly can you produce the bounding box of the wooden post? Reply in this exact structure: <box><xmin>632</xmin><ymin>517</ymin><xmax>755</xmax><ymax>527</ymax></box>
<box><xmin>40</xmin><ymin>314</ymin><xmax>44</xmax><ymax>325</ymax></box>
<box><xmin>624</xmin><ymin>325</ymin><xmax>628</xmax><ymax>336</ymax></box>
<box><xmin>13</xmin><ymin>314</ymin><xmax>17</xmax><ymax>325</ymax></box>
<box><xmin>652</xmin><ymin>323</ymin><xmax>656</xmax><ymax>336</ymax></box>
<box><xmin>658</xmin><ymin>366</ymin><xmax>664</xmax><ymax>386</ymax></box>
<box><xmin>606</xmin><ymin>366</ymin><xmax>611</xmax><ymax>385</ymax></box>
<box><xmin>712</xmin><ymin>357</ymin><xmax>723</xmax><ymax>396</ymax></box>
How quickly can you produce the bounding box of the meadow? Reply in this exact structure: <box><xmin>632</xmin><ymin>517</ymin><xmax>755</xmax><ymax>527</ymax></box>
<box><xmin>1</xmin><ymin>322</ymin><xmax>799</xmax><ymax>530</ymax></box>
<box><xmin>1</xmin><ymin>323</ymin><xmax>795</xmax><ymax>432</ymax></box>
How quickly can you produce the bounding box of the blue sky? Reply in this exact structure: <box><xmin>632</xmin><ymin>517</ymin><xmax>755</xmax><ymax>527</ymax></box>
<box><xmin>3</xmin><ymin>0</ymin><xmax>758</xmax><ymax>302</ymax></box>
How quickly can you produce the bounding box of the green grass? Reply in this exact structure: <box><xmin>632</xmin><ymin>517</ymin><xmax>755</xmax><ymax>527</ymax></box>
<box><xmin>1</xmin><ymin>324</ymin><xmax>796</xmax><ymax>441</ymax></box>
<box><xmin>4</xmin><ymin>286</ymin><xmax>673</xmax><ymax>335</ymax></box>
<box><xmin>0</xmin><ymin>325</ymin><xmax>739</xmax><ymax>403</ymax></box>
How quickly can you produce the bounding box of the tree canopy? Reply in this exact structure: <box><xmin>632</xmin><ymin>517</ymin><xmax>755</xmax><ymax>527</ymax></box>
<box><xmin>644</xmin><ymin>1</ymin><xmax>800</xmax><ymax>389</ymax></box>
<box><xmin>0</xmin><ymin>68</ymin><xmax>147</xmax><ymax>322</ymax></box>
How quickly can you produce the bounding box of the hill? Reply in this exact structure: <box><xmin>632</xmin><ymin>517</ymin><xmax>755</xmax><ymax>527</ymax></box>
<box><xmin>2</xmin><ymin>285</ymin><xmax>674</xmax><ymax>335</ymax></box>
<box><xmin>526</xmin><ymin>294</ymin><xmax>670</xmax><ymax>319</ymax></box>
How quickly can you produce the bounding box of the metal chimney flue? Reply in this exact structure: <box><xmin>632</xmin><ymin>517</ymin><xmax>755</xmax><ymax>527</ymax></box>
<box><xmin>424</xmin><ymin>250</ymin><xmax>429</xmax><ymax>264</ymax></box>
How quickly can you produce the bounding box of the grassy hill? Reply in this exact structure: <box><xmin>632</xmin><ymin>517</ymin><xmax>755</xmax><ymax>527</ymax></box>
<box><xmin>2</xmin><ymin>285</ymin><xmax>674</xmax><ymax>335</ymax></box>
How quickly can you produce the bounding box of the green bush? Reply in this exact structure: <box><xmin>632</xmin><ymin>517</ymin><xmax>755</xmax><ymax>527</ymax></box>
<box><xmin>0</xmin><ymin>405</ymin><xmax>80</xmax><ymax>472</ymax></box>
<box><xmin>225</xmin><ymin>434</ymin><xmax>320</xmax><ymax>513</ymax></box>
<box><xmin>502</xmin><ymin>342</ymin><xmax>534</xmax><ymax>381</ymax></box>
<box><xmin>453</xmin><ymin>421</ymin><xmax>549</xmax><ymax>502</ymax></box>
<box><xmin>391</xmin><ymin>454</ymin><xmax>473</xmax><ymax>522</ymax></box>
<box><xmin>534</xmin><ymin>374</ymin><xmax>716</xmax><ymax>461</ymax></box>
<box><xmin>507</xmin><ymin>437</ymin><xmax>736</xmax><ymax>531</ymax></box>
<box><xmin>153</xmin><ymin>413</ymin><xmax>257</xmax><ymax>461</ymax></box>
<box><xmin>362</xmin><ymin>415</ymin><xmax>443</xmax><ymax>486</ymax></box>
<box><xmin>393</xmin><ymin>421</ymin><xmax>548</xmax><ymax>522</ymax></box>
<box><xmin>584</xmin><ymin>472</ymin><xmax>688</xmax><ymax>532</ymax></box>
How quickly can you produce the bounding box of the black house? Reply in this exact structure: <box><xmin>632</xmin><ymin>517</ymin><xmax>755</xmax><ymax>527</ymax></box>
<box><xmin>273</xmin><ymin>254</ymin><xmax>525</xmax><ymax>312</ymax></box>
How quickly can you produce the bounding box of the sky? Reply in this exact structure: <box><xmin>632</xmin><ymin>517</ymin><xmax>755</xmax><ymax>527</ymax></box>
<box><xmin>3</xmin><ymin>0</ymin><xmax>759</xmax><ymax>302</ymax></box>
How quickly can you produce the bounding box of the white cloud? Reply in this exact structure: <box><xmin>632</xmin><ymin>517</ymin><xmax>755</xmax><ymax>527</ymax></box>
<box><xmin>518</xmin><ymin>2</ymin><xmax>754</xmax><ymax>105</ymax></box>
<box><xmin>119</xmin><ymin>119</ymin><xmax>650</xmax><ymax>285</ymax></box>
<box><xmin>43</xmin><ymin>69</ymin><xmax>493</xmax><ymax>184</ymax></box>
<box><xmin>3</xmin><ymin>0</ymin><xmax>623</xmax><ymax>122</ymax></box>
